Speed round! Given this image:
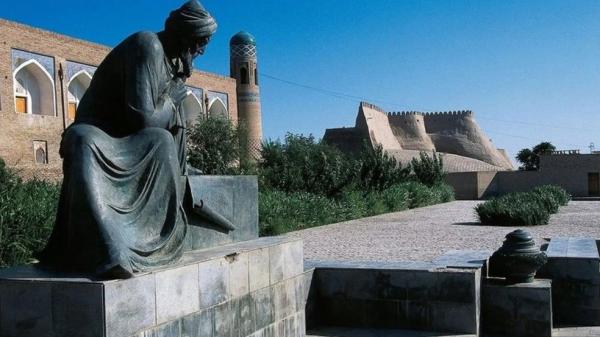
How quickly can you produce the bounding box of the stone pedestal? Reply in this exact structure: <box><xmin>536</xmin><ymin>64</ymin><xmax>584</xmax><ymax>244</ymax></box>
<box><xmin>481</xmin><ymin>278</ymin><xmax>552</xmax><ymax>337</ymax></box>
<box><xmin>0</xmin><ymin>237</ymin><xmax>309</xmax><ymax>337</ymax></box>
<box><xmin>538</xmin><ymin>237</ymin><xmax>600</xmax><ymax>326</ymax></box>
<box><xmin>305</xmin><ymin>260</ymin><xmax>481</xmax><ymax>334</ymax></box>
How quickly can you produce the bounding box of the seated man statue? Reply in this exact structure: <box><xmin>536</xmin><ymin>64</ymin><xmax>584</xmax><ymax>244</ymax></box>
<box><xmin>37</xmin><ymin>0</ymin><xmax>217</xmax><ymax>279</ymax></box>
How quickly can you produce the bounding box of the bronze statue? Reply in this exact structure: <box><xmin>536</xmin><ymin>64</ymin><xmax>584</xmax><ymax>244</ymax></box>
<box><xmin>38</xmin><ymin>1</ymin><xmax>219</xmax><ymax>279</ymax></box>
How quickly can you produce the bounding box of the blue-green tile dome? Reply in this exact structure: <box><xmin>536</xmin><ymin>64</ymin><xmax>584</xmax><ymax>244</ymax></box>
<box><xmin>230</xmin><ymin>31</ymin><xmax>256</xmax><ymax>46</ymax></box>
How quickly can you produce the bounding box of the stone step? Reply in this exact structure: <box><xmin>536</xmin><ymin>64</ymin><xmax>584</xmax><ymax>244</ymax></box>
<box><xmin>540</xmin><ymin>237</ymin><xmax>599</xmax><ymax>282</ymax></box>
<box><xmin>305</xmin><ymin>260</ymin><xmax>480</xmax><ymax>335</ymax></box>
<box><xmin>431</xmin><ymin>249</ymin><xmax>491</xmax><ymax>270</ymax></box>
<box><xmin>545</xmin><ymin>237</ymin><xmax>599</xmax><ymax>260</ymax></box>
<box><xmin>538</xmin><ymin>237</ymin><xmax>600</xmax><ymax>327</ymax></box>
<box><xmin>307</xmin><ymin>327</ymin><xmax>476</xmax><ymax>337</ymax></box>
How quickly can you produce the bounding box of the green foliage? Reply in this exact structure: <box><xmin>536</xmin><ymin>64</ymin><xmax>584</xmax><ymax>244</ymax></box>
<box><xmin>516</xmin><ymin>141</ymin><xmax>556</xmax><ymax>171</ymax></box>
<box><xmin>260</xmin><ymin>134</ymin><xmax>355</xmax><ymax>197</ymax></box>
<box><xmin>475</xmin><ymin>185</ymin><xmax>569</xmax><ymax>226</ymax></box>
<box><xmin>187</xmin><ymin>116</ymin><xmax>241</xmax><ymax>175</ymax></box>
<box><xmin>356</xmin><ymin>143</ymin><xmax>411</xmax><ymax>191</ymax></box>
<box><xmin>532</xmin><ymin>185</ymin><xmax>571</xmax><ymax>206</ymax></box>
<box><xmin>258</xmin><ymin>190</ymin><xmax>344</xmax><ymax>235</ymax></box>
<box><xmin>259</xmin><ymin>182</ymin><xmax>454</xmax><ymax>235</ymax></box>
<box><xmin>411</xmin><ymin>151</ymin><xmax>445</xmax><ymax>187</ymax></box>
<box><xmin>0</xmin><ymin>159</ymin><xmax>59</xmax><ymax>267</ymax></box>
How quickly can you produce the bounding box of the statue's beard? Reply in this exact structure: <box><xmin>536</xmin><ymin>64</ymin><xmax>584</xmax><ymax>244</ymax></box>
<box><xmin>177</xmin><ymin>49</ymin><xmax>194</xmax><ymax>79</ymax></box>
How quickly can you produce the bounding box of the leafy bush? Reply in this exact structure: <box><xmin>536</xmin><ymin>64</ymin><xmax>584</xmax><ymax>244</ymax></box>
<box><xmin>0</xmin><ymin>159</ymin><xmax>59</xmax><ymax>267</ymax></box>
<box><xmin>260</xmin><ymin>134</ymin><xmax>355</xmax><ymax>197</ymax></box>
<box><xmin>532</xmin><ymin>185</ymin><xmax>571</xmax><ymax>206</ymax></box>
<box><xmin>259</xmin><ymin>182</ymin><xmax>454</xmax><ymax>235</ymax></box>
<box><xmin>355</xmin><ymin>143</ymin><xmax>411</xmax><ymax>191</ymax></box>
<box><xmin>187</xmin><ymin>116</ymin><xmax>241</xmax><ymax>175</ymax></box>
<box><xmin>259</xmin><ymin>190</ymin><xmax>344</xmax><ymax>235</ymax></box>
<box><xmin>411</xmin><ymin>151</ymin><xmax>445</xmax><ymax>187</ymax></box>
<box><xmin>475</xmin><ymin>185</ymin><xmax>569</xmax><ymax>226</ymax></box>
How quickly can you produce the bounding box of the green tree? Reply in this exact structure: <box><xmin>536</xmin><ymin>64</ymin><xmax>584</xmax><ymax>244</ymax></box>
<box><xmin>187</xmin><ymin>116</ymin><xmax>241</xmax><ymax>175</ymax></box>
<box><xmin>411</xmin><ymin>151</ymin><xmax>445</xmax><ymax>186</ymax></box>
<box><xmin>259</xmin><ymin>133</ymin><xmax>355</xmax><ymax>197</ymax></box>
<box><xmin>516</xmin><ymin>141</ymin><xmax>556</xmax><ymax>171</ymax></box>
<box><xmin>356</xmin><ymin>143</ymin><xmax>411</xmax><ymax>191</ymax></box>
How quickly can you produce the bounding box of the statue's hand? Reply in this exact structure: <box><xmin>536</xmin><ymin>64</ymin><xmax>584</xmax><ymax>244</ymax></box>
<box><xmin>168</xmin><ymin>78</ymin><xmax>188</xmax><ymax>108</ymax></box>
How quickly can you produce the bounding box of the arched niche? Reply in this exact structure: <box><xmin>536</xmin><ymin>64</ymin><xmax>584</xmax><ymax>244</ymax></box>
<box><xmin>181</xmin><ymin>92</ymin><xmax>204</xmax><ymax>127</ymax></box>
<box><xmin>208</xmin><ymin>97</ymin><xmax>228</xmax><ymax>118</ymax></box>
<box><xmin>13</xmin><ymin>59</ymin><xmax>56</xmax><ymax>116</ymax></box>
<box><xmin>67</xmin><ymin>70</ymin><xmax>92</xmax><ymax>120</ymax></box>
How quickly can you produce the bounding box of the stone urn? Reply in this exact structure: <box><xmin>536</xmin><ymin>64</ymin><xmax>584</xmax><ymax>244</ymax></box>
<box><xmin>490</xmin><ymin>229</ymin><xmax>547</xmax><ymax>284</ymax></box>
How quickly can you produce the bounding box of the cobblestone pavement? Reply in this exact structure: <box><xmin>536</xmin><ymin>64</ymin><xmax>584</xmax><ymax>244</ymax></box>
<box><xmin>287</xmin><ymin>201</ymin><xmax>600</xmax><ymax>262</ymax></box>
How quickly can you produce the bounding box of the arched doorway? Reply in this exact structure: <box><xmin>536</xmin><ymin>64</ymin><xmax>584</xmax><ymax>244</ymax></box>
<box><xmin>67</xmin><ymin>70</ymin><xmax>92</xmax><ymax>120</ymax></box>
<box><xmin>181</xmin><ymin>92</ymin><xmax>204</xmax><ymax>127</ymax></box>
<box><xmin>208</xmin><ymin>97</ymin><xmax>228</xmax><ymax>118</ymax></box>
<box><xmin>13</xmin><ymin>59</ymin><xmax>56</xmax><ymax>116</ymax></box>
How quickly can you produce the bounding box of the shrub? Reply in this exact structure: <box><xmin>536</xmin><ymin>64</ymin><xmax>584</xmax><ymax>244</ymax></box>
<box><xmin>258</xmin><ymin>190</ymin><xmax>344</xmax><ymax>235</ymax></box>
<box><xmin>380</xmin><ymin>184</ymin><xmax>410</xmax><ymax>212</ymax></box>
<box><xmin>260</xmin><ymin>134</ymin><xmax>355</xmax><ymax>197</ymax></box>
<box><xmin>355</xmin><ymin>143</ymin><xmax>411</xmax><ymax>191</ymax></box>
<box><xmin>0</xmin><ymin>159</ymin><xmax>59</xmax><ymax>267</ymax></box>
<box><xmin>475</xmin><ymin>185</ymin><xmax>569</xmax><ymax>226</ymax></box>
<box><xmin>187</xmin><ymin>115</ymin><xmax>241</xmax><ymax>175</ymax></box>
<box><xmin>532</xmin><ymin>185</ymin><xmax>571</xmax><ymax>206</ymax></box>
<box><xmin>258</xmin><ymin>181</ymin><xmax>454</xmax><ymax>235</ymax></box>
<box><xmin>411</xmin><ymin>151</ymin><xmax>445</xmax><ymax>187</ymax></box>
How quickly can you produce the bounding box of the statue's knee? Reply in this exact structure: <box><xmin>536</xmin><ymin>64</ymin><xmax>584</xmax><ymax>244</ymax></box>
<box><xmin>61</xmin><ymin>125</ymin><xmax>99</xmax><ymax>158</ymax></box>
<box><xmin>144</xmin><ymin>127</ymin><xmax>175</xmax><ymax>148</ymax></box>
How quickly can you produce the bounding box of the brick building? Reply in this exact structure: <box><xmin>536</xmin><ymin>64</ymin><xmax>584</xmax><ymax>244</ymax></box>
<box><xmin>0</xmin><ymin>19</ymin><xmax>261</xmax><ymax>180</ymax></box>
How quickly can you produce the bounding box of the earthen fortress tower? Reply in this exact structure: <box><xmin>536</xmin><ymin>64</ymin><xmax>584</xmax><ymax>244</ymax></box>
<box><xmin>325</xmin><ymin>102</ymin><xmax>513</xmax><ymax>171</ymax></box>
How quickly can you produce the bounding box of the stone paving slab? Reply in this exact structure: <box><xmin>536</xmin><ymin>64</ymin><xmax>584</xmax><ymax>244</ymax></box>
<box><xmin>287</xmin><ymin>201</ymin><xmax>600</xmax><ymax>263</ymax></box>
<box><xmin>307</xmin><ymin>327</ymin><xmax>475</xmax><ymax>337</ymax></box>
<box><xmin>307</xmin><ymin>326</ymin><xmax>600</xmax><ymax>337</ymax></box>
<box><xmin>546</xmin><ymin>237</ymin><xmax>599</xmax><ymax>259</ymax></box>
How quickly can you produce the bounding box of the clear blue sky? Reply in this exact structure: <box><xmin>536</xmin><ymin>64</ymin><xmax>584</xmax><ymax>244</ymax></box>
<box><xmin>4</xmin><ymin>0</ymin><xmax>600</xmax><ymax>162</ymax></box>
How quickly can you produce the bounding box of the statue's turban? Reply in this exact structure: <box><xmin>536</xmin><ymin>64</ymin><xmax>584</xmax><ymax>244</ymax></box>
<box><xmin>165</xmin><ymin>0</ymin><xmax>217</xmax><ymax>38</ymax></box>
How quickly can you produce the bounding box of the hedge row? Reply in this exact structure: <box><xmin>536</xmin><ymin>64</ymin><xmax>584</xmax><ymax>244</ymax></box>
<box><xmin>475</xmin><ymin>185</ymin><xmax>570</xmax><ymax>226</ymax></box>
<box><xmin>259</xmin><ymin>181</ymin><xmax>454</xmax><ymax>235</ymax></box>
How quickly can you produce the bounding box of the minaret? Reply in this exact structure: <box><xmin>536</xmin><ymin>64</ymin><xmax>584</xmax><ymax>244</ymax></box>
<box><xmin>230</xmin><ymin>31</ymin><xmax>262</xmax><ymax>161</ymax></box>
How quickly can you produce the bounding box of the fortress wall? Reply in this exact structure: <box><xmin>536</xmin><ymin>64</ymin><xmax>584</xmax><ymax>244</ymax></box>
<box><xmin>497</xmin><ymin>149</ymin><xmax>512</xmax><ymax>167</ymax></box>
<box><xmin>423</xmin><ymin>112</ymin><xmax>513</xmax><ymax>169</ymax></box>
<box><xmin>355</xmin><ymin>102</ymin><xmax>402</xmax><ymax>151</ymax></box>
<box><xmin>387</xmin><ymin>112</ymin><xmax>435</xmax><ymax>151</ymax></box>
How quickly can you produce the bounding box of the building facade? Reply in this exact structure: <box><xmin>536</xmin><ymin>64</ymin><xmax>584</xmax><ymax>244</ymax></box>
<box><xmin>447</xmin><ymin>153</ymin><xmax>600</xmax><ymax>199</ymax></box>
<box><xmin>0</xmin><ymin>19</ymin><xmax>260</xmax><ymax>180</ymax></box>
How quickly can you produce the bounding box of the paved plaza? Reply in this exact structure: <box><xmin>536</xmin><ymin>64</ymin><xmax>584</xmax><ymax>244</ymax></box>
<box><xmin>287</xmin><ymin>200</ymin><xmax>600</xmax><ymax>263</ymax></box>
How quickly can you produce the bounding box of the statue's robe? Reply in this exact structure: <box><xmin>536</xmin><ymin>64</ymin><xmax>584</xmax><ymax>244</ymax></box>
<box><xmin>38</xmin><ymin>32</ymin><xmax>188</xmax><ymax>277</ymax></box>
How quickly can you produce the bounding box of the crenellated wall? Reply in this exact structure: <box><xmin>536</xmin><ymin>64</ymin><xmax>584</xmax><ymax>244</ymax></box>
<box><xmin>324</xmin><ymin>103</ymin><xmax>514</xmax><ymax>171</ymax></box>
<box><xmin>387</xmin><ymin>111</ymin><xmax>435</xmax><ymax>151</ymax></box>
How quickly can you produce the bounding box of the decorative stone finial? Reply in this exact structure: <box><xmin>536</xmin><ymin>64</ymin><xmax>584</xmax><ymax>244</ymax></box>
<box><xmin>490</xmin><ymin>229</ymin><xmax>547</xmax><ymax>284</ymax></box>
